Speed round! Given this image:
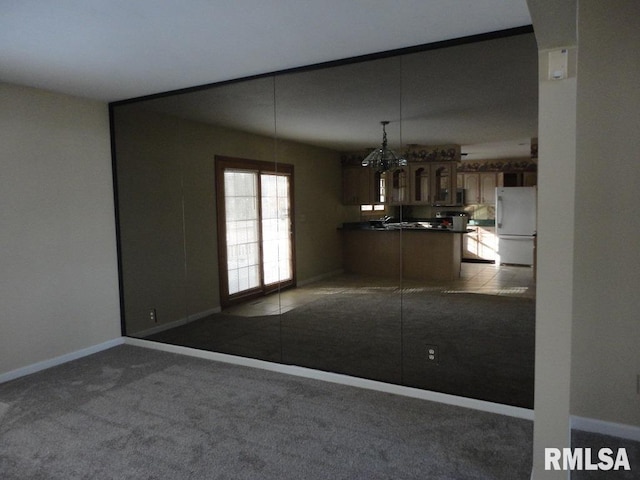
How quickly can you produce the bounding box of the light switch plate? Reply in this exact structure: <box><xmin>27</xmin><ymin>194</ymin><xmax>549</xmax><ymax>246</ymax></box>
<box><xmin>548</xmin><ymin>49</ymin><xmax>568</xmax><ymax>80</ymax></box>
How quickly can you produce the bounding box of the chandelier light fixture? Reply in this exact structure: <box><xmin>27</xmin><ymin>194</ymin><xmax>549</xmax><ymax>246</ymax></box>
<box><xmin>361</xmin><ymin>121</ymin><xmax>407</xmax><ymax>172</ymax></box>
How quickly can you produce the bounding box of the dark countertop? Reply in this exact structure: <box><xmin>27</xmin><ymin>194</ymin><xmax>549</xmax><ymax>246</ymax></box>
<box><xmin>339</xmin><ymin>222</ymin><xmax>471</xmax><ymax>233</ymax></box>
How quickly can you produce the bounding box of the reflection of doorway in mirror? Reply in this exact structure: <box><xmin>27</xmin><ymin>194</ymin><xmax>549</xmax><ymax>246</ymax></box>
<box><xmin>217</xmin><ymin>157</ymin><xmax>295</xmax><ymax>306</ymax></box>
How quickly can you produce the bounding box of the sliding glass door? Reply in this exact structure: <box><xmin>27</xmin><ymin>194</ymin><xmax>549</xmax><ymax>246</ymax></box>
<box><xmin>216</xmin><ymin>157</ymin><xmax>294</xmax><ymax>305</ymax></box>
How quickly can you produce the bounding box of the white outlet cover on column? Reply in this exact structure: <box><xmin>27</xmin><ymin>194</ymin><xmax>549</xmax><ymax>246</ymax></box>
<box><xmin>548</xmin><ymin>49</ymin><xmax>568</xmax><ymax>80</ymax></box>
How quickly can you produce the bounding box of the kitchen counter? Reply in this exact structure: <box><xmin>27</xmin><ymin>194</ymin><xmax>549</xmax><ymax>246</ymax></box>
<box><xmin>340</xmin><ymin>226</ymin><xmax>464</xmax><ymax>281</ymax></box>
<box><xmin>340</xmin><ymin>221</ymin><xmax>471</xmax><ymax>233</ymax></box>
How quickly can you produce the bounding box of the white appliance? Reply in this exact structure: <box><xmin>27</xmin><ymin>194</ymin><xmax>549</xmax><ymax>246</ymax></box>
<box><xmin>495</xmin><ymin>186</ymin><xmax>537</xmax><ymax>266</ymax></box>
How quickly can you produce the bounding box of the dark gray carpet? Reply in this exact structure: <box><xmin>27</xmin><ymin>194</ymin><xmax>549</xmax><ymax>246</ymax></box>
<box><xmin>148</xmin><ymin>289</ymin><xmax>535</xmax><ymax>408</ymax></box>
<box><xmin>0</xmin><ymin>345</ymin><xmax>534</xmax><ymax>479</ymax></box>
<box><xmin>400</xmin><ymin>291</ymin><xmax>534</xmax><ymax>408</ymax></box>
<box><xmin>571</xmin><ymin>431</ymin><xmax>640</xmax><ymax>479</ymax></box>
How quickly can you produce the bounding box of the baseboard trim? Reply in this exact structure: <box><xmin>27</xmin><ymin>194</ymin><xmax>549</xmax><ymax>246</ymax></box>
<box><xmin>572</xmin><ymin>415</ymin><xmax>640</xmax><ymax>442</ymax></box>
<box><xmin>0</xmin><ymin>337</ymin><xmax>125</xmax><ymax>384</ymax></box>
<box><xmin>124</xmin><ymin>337</ymin><xmax>535</xmax><ymax>421</ymax></box>
<box><xmin>133</xmin><ymin>306</ymin><xmax>222</xmax><ymax>338</ymax></box>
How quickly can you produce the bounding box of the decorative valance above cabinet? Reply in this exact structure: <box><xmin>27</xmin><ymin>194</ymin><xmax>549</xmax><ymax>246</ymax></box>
<box><xmin>456</xmin><ymin>158</ymin><xmax>537</xmax><ymax>173</ymax></box>
<box><xmin>341</xmin><ymin>144</ymin><xmax>461</xmax><ymax>167</ymax></box>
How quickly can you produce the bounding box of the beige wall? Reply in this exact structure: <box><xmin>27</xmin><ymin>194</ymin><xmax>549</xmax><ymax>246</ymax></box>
<box><xmin>113</xmin><ymin>108</ymin><xmax>190</xmax><ymax>334</ymax></box>
<box><xmin>529</xmin><ymin>1</ymin><xmax>640</xmax><ymax>477</ymax></box>
<box><xmin>571</xmin><ymin>0</ymin><xmax>640</xmax><ymax>426</ymax></box>
<box><xmin>277</xmin><ymin>140</ymin><xmax>350</xmax><ymax>282</ymax></box>
<box><xmin>113</xmin><ymin>105</ymin><xmax>345</xmax><ymax>335</ymax></box>
<box><xmin>0</xmin><ymin>83</ymin><xmax>121</xmax><ymax>376</ymax></box>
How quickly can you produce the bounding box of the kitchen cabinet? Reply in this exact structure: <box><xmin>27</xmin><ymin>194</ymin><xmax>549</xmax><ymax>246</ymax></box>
<box><xmin>498</xmin><ymin>171</ymin><xmax>538</xmax><ymax>187</ymax></box>
<box><xmin>463</xmin><ymin>229</ymin><xmax>478</xmax><ymax>259</ymax></box>
<box><xmin>342</xmin><ymin>228</ymin><xmax>463</xmax><ymax>281</ymax></box>
<box><xmin>478</xmin><ymin>226</ymin><xmax>497</xmax><ymax>260</ymax></box>
<box><xmin>480</xmin><ymin>173</ymin><xmax>497</xmax><ymax>204</ymax></box>
<box><xmin>342</xmin><ymin>166</ymin><xmax>379</xmax><ymax>205</ymax></box>
<box><xmin>463</xmin><ymin>226</ymin><xmax>497</xmax><ymax>261</ymax></box>
<box><xmin>433</xmin><ymin>163</ymin><xmax>456</xmax><ymax>205</ymax></box>
<box><xmin>408</xmin><ymin>164</ymin><xmax>430</xmax><ymax>204</ymax></box>
<box><xmin>462</xmin><ymin>173</ymin><xmax>480</xmax><ymax>204</ymax></box>
<box><xmin>459</xmin><ymin>171</ymin><xmax>537</xmax><ymax>205</ymax></box>
<box><xmin>522</xmin><ymin>172</ymin><xmax>537</xmax><ymax>186</ymax></box>
<box><xmin>386</xmin><ymin>167</ymin><xmax>408</xmax><ymax>205</ymax></box>
<box><xmin>407</xmin><ymin>162</ymin><xmax>456</xmax><ymax>206</ymax></box>
<box><xmin>461</xmin><ymin>172</ymin><xmax>497</xmax><ymax>205</ymax></box>
<box><xmin>344</xmin><ymin>161</ymin><xmax>458</xmax><ymax>206</ymax></box>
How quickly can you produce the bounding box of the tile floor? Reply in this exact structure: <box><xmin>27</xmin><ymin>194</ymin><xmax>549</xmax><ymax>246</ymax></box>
<box><xmin>224</xmin><ymin>262</ymin><xmax>536</xmax><ymax>317</ymax></box>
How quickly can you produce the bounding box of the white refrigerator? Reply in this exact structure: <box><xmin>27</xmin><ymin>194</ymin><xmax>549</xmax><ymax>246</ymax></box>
<box><xmin>495</xmin><ymin>186</ymin><xmax>537</xmax><ymax>266</ymax></box>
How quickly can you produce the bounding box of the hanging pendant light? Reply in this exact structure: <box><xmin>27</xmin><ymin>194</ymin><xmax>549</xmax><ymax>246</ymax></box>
<box><xmin>361</xmin><ymin>121</ymin><xmax>407</xmax><ymax>172</ymax></box>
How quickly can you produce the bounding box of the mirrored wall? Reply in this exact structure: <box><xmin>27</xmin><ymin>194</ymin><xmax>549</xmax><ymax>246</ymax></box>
<box><xmin>111</xmin><ymin>29</ymin><xmax>538</xmax><ymax>407</ymax></box>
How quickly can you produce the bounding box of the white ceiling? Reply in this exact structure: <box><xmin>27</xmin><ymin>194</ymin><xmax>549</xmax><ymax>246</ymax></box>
<box><xmin>1</xmin><ymin>0</ymin><xmax>536</xmax><ymax>159</ymax></box>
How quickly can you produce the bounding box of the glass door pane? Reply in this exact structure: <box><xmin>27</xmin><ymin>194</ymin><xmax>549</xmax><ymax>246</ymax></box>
<box><xmin>224</xmin><ymin>170</ymin><xmax>261</xmax><ymax>295</ymax></box>
<box><xmin>260</xmin><ymin>173</ymin><xmax>292</xmax><ymax>286</ymax></box>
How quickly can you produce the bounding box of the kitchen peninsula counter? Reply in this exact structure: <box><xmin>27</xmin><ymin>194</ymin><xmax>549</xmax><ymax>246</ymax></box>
<box><xmin>340</xmin><ymin>223</ymin><xmax>467</xmax><ymax>281</ymax></box>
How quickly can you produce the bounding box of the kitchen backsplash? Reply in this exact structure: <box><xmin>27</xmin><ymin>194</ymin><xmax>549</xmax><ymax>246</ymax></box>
<box><xmin>465</xmin><ymin>204</ymin><xmax>495</xmax><ymax>220</ymax></box>
<box><xmin>355</xmin><ymin>203</ymin><xmax>496</xmax><ymax>222</ymax></box>
<box><xmin>402</xmin><ymin>204</ymin><xmax>495</xmax><ymax>221</ymax></box>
